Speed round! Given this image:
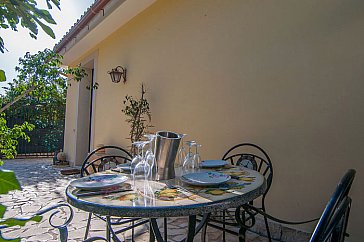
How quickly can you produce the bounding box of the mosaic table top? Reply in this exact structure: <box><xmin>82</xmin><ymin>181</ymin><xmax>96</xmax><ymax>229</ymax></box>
<box><xmin>66</xmin><ymin>166</ymin><xmax>266</xmax><ymax>217</ymax></box>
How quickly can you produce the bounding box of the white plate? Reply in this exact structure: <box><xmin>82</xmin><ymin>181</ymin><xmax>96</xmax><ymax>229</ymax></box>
<box><xmin>181</xmin><ymin>172</ymin><xmax>231</xmax><ymax>186</ymax></box>
<box><xmin>70</xmin><ymin>174</ymin><xmax>128</xmax><ymax>190</ymax></box>
<box><xmin>117</xmin><ymin>164</ymin><xmax>132</xmax><ymax>172</ymax></box>
<box><xmin>200</xmin><ymin>160</ymin><xmax>228</xmax><ymax>168</ymax></box>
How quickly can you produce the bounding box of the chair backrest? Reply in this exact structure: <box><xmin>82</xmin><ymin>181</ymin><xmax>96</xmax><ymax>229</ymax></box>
<box><xmin>222</xmin><ymin>143</ymin><xmax>273</xmax><ymax>197</ymax></box>
<box><xmin>310</xmin><ymin>169</ymin><xmax>356</xmax><ymax>242</ymax></box>
<box><xmin>80</xmin><ymin>145</ymin><xmax>132</xmax><ymax>177</ymax></box>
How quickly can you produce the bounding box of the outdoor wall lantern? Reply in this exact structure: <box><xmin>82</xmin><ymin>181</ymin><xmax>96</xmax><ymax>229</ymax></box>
<box><xmin>108</xmin><ymin>66</ymin><xmax>127</xmax><ymax>84</ymax></box>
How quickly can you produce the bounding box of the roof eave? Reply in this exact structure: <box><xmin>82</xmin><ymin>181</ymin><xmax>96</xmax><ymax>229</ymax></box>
<box><xmin>54</xmin><ymin>0</ymin><xmax>156</xmax><ymax>65</ymax></box>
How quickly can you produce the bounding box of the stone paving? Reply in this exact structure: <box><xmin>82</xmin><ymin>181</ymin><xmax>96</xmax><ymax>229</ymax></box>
<box><xmin>0</xmin><ymin>158</ymin><xmax>281</xmax><ymax>241</ymax></box>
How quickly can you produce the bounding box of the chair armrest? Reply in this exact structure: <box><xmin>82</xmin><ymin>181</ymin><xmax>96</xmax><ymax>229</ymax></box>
<box><xmin>1</xmin><ymin>203</ymin><xmax>112</xmax><ymax>242</ymax></box>
<box><xmin>0</xmin><ymin>203</ymin><xmax>74</xmax><ymax>242</ymax></box>
<box><xmin>35</xmin><ymin>203</ymin><xmax>74</xmax><ymax>242</ymax></box>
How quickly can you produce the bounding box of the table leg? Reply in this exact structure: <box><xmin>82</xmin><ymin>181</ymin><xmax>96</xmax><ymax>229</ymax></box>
<box><xmin>149</xmin><ymin>214</ymin><xmax>210</xmax><ymax>242</ymax></box>
<box><xmin>164</xmin><ymin>217</ymin><xmax>168</xmax><ymax>241</ymax></box>
<box><xmin>185</xmin><ymin>214</ymin><xmax>210</xmax><ymax>242</ymax></box>
<box><xmin>149</xmin><ymin>219</ymin><xmax>155</xmax><ymax>242</ymax></box>
<box><xmin>186</xmin><ymin>215</ymin><xmax>197</xmax><ymax>242</ymax></box>
<box><xmin>150</xmin><ymin>218</ymin><xmax>164</xmax><ymax>242</ymax></box>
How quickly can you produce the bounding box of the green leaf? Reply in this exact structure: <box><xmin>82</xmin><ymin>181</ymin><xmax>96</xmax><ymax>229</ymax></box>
<box><xmin>0</xmin><ymin>204</ymin><xmax>6</xmax><ymax>218</ymax></box>
<box><xmin>35</xmin><ymin>21</ymin><xmax>55</xmax><ymax>39</ymax></box>
<box><xmin>0</xmin><ymin>215</ymin><xmax>42</xmax><ymax>227</ymax></box>
<box><xmin>46</xmin><ymin>1</ymin><xmax>52</xmax><ymax>9</ymax></box>
<box><xmin>29</xmin><ymin>32</ymin><xmax>37</xmax><ymax>39</ymax></box>
<box><xmin>34</xmin><ymin>9</ymin><xmax>56</xmax><ymax>24</ymax></box>
<box><xmin>0</xmin><ymin>70</ymin><xmax>6</xmax><ymax>82</ymax></box>
<box><xmin>46</xmin><ymin>0</ymin><xmax>61</xmax><ymax>10</ymax></box>
<box><xmin>0</xmin><ymin>170</ymin><xmax>21</xmax><ymax>194</ymax></box>
<box><xmin>0</xmin><ymin>236</ymin><xmax>21</xmax><ymax>242</ymax></box>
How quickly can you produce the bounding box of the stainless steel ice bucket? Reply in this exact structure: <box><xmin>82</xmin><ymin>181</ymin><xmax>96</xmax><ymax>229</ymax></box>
<box><xmin>155</xmin><ymin>131</ymin><xmax>181</xmax><ymax>180</ymax></box>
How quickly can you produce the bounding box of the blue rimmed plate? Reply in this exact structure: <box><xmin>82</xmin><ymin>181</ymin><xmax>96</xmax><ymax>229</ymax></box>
<box><xmin>200</xmin><ymin>160</ymin><xmax>228</xmax><ymax>168</ymax></box>
<box><xmin>181</xmin><ymin>171</ymin><xmax>231</xmax><ymax>186</ymax></box>
<box><xmin>70</xmin><ymin>174</ymin><xmax>128</xmax><ymax>190</ymax></box>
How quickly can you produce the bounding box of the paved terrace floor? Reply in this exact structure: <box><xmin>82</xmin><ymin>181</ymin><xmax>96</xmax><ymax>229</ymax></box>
<box><xmin>0</xmin><ymin>159</ymin><xmax>271</xmax><ymax>242</ymax></box>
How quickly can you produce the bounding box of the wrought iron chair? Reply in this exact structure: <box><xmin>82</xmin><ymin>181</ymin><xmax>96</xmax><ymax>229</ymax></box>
<box><xmin>80</xmin><ymin>145</ymin><xmax>148</xmax><ymax>241</ymax></box>
<box><xmin>0</xmin><ymin>203</ymin><xmax>112</xmax><ymax>242</ymax></box>
<box><xmin>204</xmin><ymin>143</ymin><xmax>274</xmax><ymax>242</ymax></box>
<box><xmin>310</xmin><ymin>169</ymin><xmax>355</xmax><ymax>242</ymax></box>
<box><xmin>81</xmin><ymin>145</ymin><xmax>132</xmax><ymax>177</ymax></box>
<box><xmin>0</xmin><ymin>203</ymin><xmax>73</xmax><ymax>242</ymax></box>
<box><xmin>241</xmin><ymin>169</ymin><xmax>355</xmax><ymax>242</ymax></box>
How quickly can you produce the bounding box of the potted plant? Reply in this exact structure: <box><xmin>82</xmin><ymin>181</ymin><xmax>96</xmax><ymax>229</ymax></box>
<box><xmin>122</xmin><ymin>84</ymin><xmax>152</xmax><ymax>154</ymax></box>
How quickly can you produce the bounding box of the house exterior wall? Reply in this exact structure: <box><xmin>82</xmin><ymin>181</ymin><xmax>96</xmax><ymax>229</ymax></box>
<box><xmin>66</xmin><ymin>0</ymin><xmax>364</xmax><ymax>240</ymax></box>
<box><xmin>64</xmin><ymin>68</ymin><xmax>92</xmax><ymax>166</ymax></box>
<box><xmin>64</xmin><ymin>79</ymin><xmax>78</xmax><ymax>165</ymax></box>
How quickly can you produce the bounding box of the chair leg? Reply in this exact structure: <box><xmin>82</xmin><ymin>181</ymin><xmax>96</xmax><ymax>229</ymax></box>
<box><xmin>238</xmin><ymin>212</ymin><xmax>246</xmax><ymax>242</ymax></box>
<box><xmin>200</xmin><ymin>220</ymin><xmax>208</xmax><ymax>242</ymax></box>
<box><xmin>262</xmin><ymin>202</ymin><xmax>272</xmax><ymax>242</ymax></box>
<box><xmin>84</xmin><ymin>212</ymin><xmax>92</xmax><ymax>240</ymax></box>
<box><xmin>132</xmin><ymin>220</ymin><xmax>135</xmax><ymax>242</ymax></box>
<box><xmin>263</xmin><ymin>214</ymin><xmax>272</xmax><ymax>242</ymax></box>
<box><xmin>238</xmin><ymin>226</ymin><xmax>246</xmax><ymax>242</ymax></box>
<box><xmin>235</xmin><ymin>208</ymin><xmax>246</xmax><ymax>242</ymax></box>
<box><xmin>222</xmin><ymin>210</ymin><xmax>226</xmax><ymax>242</ymax></box>
<box><xmin>106</xmin><ymin>216</ymin><xmax>111</xmax><ymax>241</ymax></box>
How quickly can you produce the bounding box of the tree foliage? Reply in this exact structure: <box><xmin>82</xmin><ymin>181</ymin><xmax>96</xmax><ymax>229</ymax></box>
<box><xmin>0</xmin><ymin>40</ymin><xmax>85</xmax><ymax>242</ymax></box>
<box><xmin>0</xmin><ymin>0</ymin><xmax>60</xmax><ymax>53</ymax></box>
<box><xmin>0</xmin><ymin>48</ymin><xmax>86</xmax><ymax>159</ymax></box>
<box><xmin>0</xmin><ymin>114</ymin><xmax>35</xmax><ymax>241</ymax></box>
<box><xmin>0</xmin><ymin>48</ymin><xmax>86</xmax><ymax>113</ymax></box>
<box><xmin>0</xmin><ymin>2</ymin><xmax>62</xmax><ymax>239</ymax></box>
<box><xmin>0</xmin><ymin>48</ymin><xmax>83</xmax><ymax>241</ymax></box>
<box><xmin>0</xmin><ymin>48</ymin><xmax>87</xmax><ymax>155</ymax></box>
<box><xmin>0</xmin><ymin>0</ymin><xmax>60</xmax><ymax>82</ymax></box>
<box><xmin>0</xmin><ymin>114</ymin><xmax>34</xmax><ymax>159</ymax></box>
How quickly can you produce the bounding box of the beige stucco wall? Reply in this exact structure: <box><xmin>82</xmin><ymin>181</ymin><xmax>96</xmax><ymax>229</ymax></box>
<box><xmin>64</xmin><ymin>68</ymin><xmax>92</xmax><ymax>166</ymax></box>
<box><xmin>66</xmin><ymin>0</ymin><xmax>364</xmax><ymax>240</ymax></box>
<box><xmin>64</xmin><ymin>79</ymin><xmax>77</xmax><ymax>165</ymax></box>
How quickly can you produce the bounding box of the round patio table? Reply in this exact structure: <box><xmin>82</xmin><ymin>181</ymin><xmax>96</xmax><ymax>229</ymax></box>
<box><xmin>66</xmin><ymin>166</ymin><xmax>266</xmax><ymax>242</ymax></box>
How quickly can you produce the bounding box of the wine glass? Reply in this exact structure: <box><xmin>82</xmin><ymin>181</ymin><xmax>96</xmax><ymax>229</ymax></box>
<box><xmin>130</xmin><ymin>141</ymin><xmax>144</xmax><ymax>174</ymax></box>
<box><xmin>132</xmin><ymin>141</ymin><xmax>150</xmax><ymax>189</ymax></box>
<box><xmin>193</xmin><ymin>143</ymin><xmax>202</xmax><ymax>171</ymax></box>
<box><xmin>177</xmin><ymin>134</ymin><xmax>187</xmax><ymax>168</ymax></box>
<box><xmin>142</xmin><ymin>180</ymin><xmax>155</xmax><ymax>207</ymax></box>
<box><xmin>144</xmin><ymin>134</ymin><xmax>157</xmax><ymax>180</ymax></box>
<box><xmin>182</xmin><ymin>141</ymin><xmax>196</xmax><ymax>174</ymax></box>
